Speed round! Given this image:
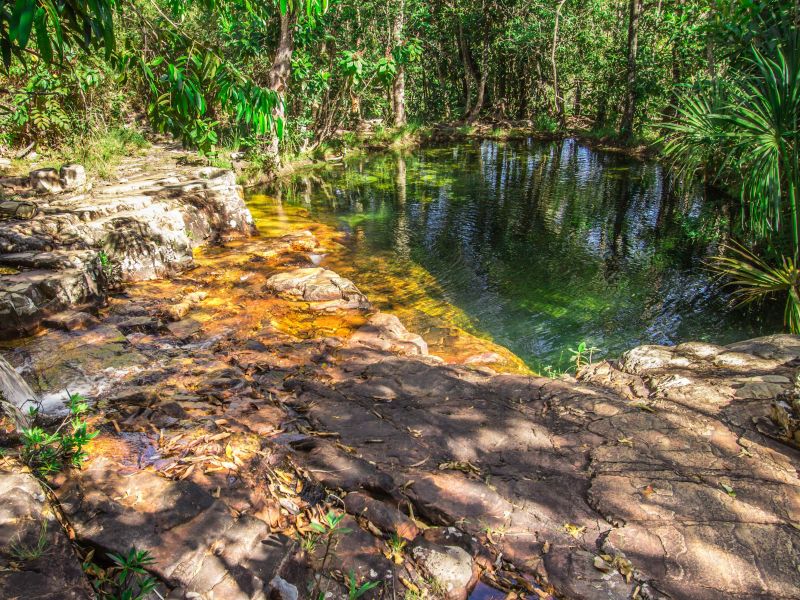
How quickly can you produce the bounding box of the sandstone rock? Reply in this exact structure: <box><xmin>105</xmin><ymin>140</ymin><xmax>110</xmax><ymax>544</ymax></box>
<box><xmin>344</xmin><ymin>492</ymin><xmax>419</xmax><ymax>540</ymax></box>
<box><xmin>412</xmin><ymin>541</ymin><xmax>474</xmax><ymax>599</ymax></box>
<box><xmin>265</xmin><ymin>267</ymin><xmax>370</xmax><ymax>311</ymax></box>
<box><xmin>43</xmin><ymin>310</ymin><xmax>98</xmax><ymax>331</ymax></box>
<box><xmin>59</xmin><ymin>164</ymin><xmax>87</xmax><ymax>189</ymax></box>
<box><xmin>543</xmin><ymin>548</ymin><xmax>633</xmax><ymax>600</ymax></box>
<box><xmin>30</xmin><ymin>168</ymin><xmax>63</xmax><ymax>194</ymax></box>
<box><xmin>0</xmin><ymin>150</ymin><xmax>252</xmax><ymax>340</ymax></box>
<box><xmin>55</xmin><ymin>458</ymin><xmax>292</xmax><ymax>600</ymax></box>
<box><xmin>0</xmin><ymin>470</ymin><xmax>93</xmax><ymax>599</ymax></box>
<box><xmin>348</xmin><ymin>312</ymin><xmax>428</xmax><ymax>355</ymax></box>
<box><xmin>268</xmin><ymin>576</ymin><xmax>298</xmax><ymax>600</ymax></box>
<box><xmin>463</xmin><ymin>351</ymin><xmax>504</xmax><ymax>365</ymax></box>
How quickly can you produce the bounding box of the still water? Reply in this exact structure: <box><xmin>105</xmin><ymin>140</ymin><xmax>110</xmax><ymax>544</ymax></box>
<box><xmin>255</xmin><ymin>138</ymin><xmax>778</xmax><ymax>372</ymax></box>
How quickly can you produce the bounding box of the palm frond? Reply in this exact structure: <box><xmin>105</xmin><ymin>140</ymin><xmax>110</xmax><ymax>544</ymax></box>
<box><xmin>711</xmin><ymin>242</ymin><xmax>800</xmax><ymax>332</ymax></box>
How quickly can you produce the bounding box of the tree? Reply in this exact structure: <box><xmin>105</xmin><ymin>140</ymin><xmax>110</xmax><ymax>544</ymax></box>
<box><xmin>551</xmin><ymin>0</ymin><xmax>567</xmax><ymax>124</ymax></box>
<box><xmin>619</xmin><ymin>0</ymin><xmax>643</xmax><ymax>141</ymax></box>
<box><xmin>392</xmin><ymin>0</ymin><xmax>406</xmax><ymax>126</ymax></box>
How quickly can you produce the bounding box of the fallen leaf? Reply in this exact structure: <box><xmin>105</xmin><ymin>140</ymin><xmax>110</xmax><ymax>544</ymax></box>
<box><xmin>563</xmin><ymin>523</ymin><xmax>586</xmax><ymax>539</ymax></box>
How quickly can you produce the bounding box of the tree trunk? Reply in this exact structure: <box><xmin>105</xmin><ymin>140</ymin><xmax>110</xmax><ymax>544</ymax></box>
<box><xmin>267</xmin><ymin>6</ymin><xmax>297</xmax><ymax>166</ymax></box>
<box><xmin>392</xmin><ymin>0</ymin><xmax>406</xmax><ymax>127</ymax></box>
<box><xmin>551</xmin><ymin>0</ymin><xmax>567</xmax><ymax>124</ymax></box>
<box><xmin>466</xmin><ymin>33</ymin><xmax>488</xmax><ymax>122</ymax></box>
<box><xmin>666</xmin><ymin>0</ymin><xmax>683</xmax><ymax>117</ymax></box>
<box><xmin>619</xmin><ymin>0</ymin><xmax>643</xmax><ymax>142</ymax></box>
<box><xmin>457</xmin><ymin>21</ymin><xmax>476</xmax><ymax>119</ymax></box>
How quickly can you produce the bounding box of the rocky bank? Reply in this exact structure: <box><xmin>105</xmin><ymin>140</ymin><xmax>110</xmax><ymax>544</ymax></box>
<box><xmin>0</xmin><ymin>149</ymin><xmax>799</xmax><ymax>600</ymax></box>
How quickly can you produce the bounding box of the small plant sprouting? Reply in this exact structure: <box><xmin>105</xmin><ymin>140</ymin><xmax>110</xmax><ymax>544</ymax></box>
<box><xmin>542</xmin><ymin>365</ymin><xmax>564</xmax><ymax>379</ymax></box>
<box><xmin>383</xmin><ymin>532</ymin><xmax>406</xmax><ymax>564</ymax></box>
<box><xmin>98</xmin><ymin>250</ymin><xmax>111</xmax><ymax>272</ymax></box>
<box><xmin>84</xmin><ymin>546</ymin><xmax>158</xmax><ymax>600</ymax></box>
<box><xmin>97</xmin><ymin>250</ymin><xmax>118</xmax><ymax>285</ymax></box>
<box><xmin>8</xmin><ymin>519</ymin><xmax>49</xmax><ymax>561</ymax></box>
<box><xmin>19</xmin><ymin>392</ymin><xmax>97</xmax><ymax>476</ymax></box>
<box><xmin>299</xmin><ymin>531</ymin><xmax>319</xmax><ymax>553</ymax></box>
<box><xmin>346</xmin><ymin>569</ymin><xmax>379</xmax><ymax>600</ymax></box>
<box><xmin>309</xmin><ymin>511</ymin><xmax>351</xmax><ymax>600</ymax></box>
<box><xmin>568</xmin><ymin>341</ymin><xmax>599</xmax><ymax>370</ymax></box>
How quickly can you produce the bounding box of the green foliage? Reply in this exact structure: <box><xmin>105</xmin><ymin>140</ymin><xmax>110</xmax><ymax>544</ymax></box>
<box><xmin>310</xmin><ymin>511</ymin><xmax>350</xmax><ymax>600</ymax></box>
<box><xmin>534</xmin><ymin>113</ymin><xmax>559</xmax><ymax>134</ymax></box>
<box><xmin>69</xmin><ymin>127</ymin><xmax>149</xmax><ymax>179</ymax></box>
<box><xmin>712</xmin><ymin>243</ymin><xmax>800</xmax><ymax>334</ymax></box>
<box><xmin>346</xmin><ymin>569</ymin><xmax>379</xmax><ymax>600</ymax></box>
<box><xmin>664</xmin><ymin>7</ymin><xmax>800</xmax><ymax>331</ymax></box>
<box><xmin>0</xmin><ymin>0</ymin><xmax>115</xmax><ymax>68</ymax></box>
<box><xmin>19</xmin><ymin>392</ymin><xmax>97</xmax><ymax>476</ymax></box>
<box><xmin>83</xmin><ymin>546</ymin><xmax>158</xmax><ymax>600</ymax></box>
<box><xmin>568</xmin><ymin>341</ymin><xmax>598</xmax><ymax>370</ymax></box>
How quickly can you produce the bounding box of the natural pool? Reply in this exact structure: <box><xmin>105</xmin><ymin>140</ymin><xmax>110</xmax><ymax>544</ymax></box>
<box><xmin>248</xmin><ymin>138</ymin><xmax>780</xmax><ymax>372</ymax></box>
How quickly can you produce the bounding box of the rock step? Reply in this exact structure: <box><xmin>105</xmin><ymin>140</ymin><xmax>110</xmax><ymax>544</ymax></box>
<box><xmin>0</xmin><ymin>267</ymin><xmax>102</xmax><ymax>338</ymax></box>
<box><xmin>0</xmin><ymin>249</ymin><xmax>96</xmax><ymax>270</ymax></box>
<box><xmin>0</xmin><ymin>151</ymin><xmax>253</xmax><ymax>340</ymax></box>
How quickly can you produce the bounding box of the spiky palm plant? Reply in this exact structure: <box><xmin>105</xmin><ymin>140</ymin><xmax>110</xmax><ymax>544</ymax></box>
<box><xmin>711</xmin><ymin>242</ymin><xmax>800</xmax><ymax>333</ymax></box>
<box><xmin>663</xmin><ymin>24</ymin><xmax>800</xmax><ymax>331</ymax></box>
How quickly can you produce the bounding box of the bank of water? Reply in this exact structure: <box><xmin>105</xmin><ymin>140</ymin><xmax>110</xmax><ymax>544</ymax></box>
<box><xmin>247</xmin><ymin>138</ymin><xmax>779</xmax><ymax>372</ymax></box>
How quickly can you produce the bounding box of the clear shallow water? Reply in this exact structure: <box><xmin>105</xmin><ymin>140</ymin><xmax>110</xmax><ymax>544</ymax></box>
<box><xmin>263</xmin><ymin>138</ymin><xmax>779</xmax><ymax>371</ymax></box>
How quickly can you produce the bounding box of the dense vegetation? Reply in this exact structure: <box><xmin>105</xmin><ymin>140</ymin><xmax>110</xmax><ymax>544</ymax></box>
<box><xmin>0</xmin><ymin>0</ymin><xmax>798</xmax><ymax>328</ymax></box>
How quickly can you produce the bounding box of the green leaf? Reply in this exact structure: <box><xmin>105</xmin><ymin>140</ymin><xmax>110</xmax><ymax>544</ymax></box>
<box><xmin>11</xmin><ymin>0</ymin><xmax>36</xmax><ymax>50</ymax></box>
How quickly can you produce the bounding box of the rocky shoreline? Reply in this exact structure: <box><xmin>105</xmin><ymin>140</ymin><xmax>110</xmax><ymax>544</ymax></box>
<box><xmin>1</xmin><ymin>150</ymin><xmax>799</xmax><ymax>600</ymax></box>
<box><xmin>0</xmin><ymin>147</ymin><xmax>252</xmax><ymax>339</ymax></box>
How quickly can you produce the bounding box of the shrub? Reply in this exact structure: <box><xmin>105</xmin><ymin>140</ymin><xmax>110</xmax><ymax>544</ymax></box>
<box><xmin>19</xmin><ymin>393</ymin><xmax>97</xmax><ymax>476</ymax></box>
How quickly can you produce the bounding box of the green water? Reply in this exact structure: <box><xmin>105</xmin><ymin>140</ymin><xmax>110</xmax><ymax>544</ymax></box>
<box><xmin>266</xmin><ymin>138</ymin><xmax>779</xmax><ymax>371</ymax></box>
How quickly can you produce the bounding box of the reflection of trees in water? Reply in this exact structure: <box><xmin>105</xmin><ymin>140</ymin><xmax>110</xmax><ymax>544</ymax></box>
<box><xmin>266</xmin><ymin>139</ymin><xmax>769</xmax><ymax>367</ymax></box>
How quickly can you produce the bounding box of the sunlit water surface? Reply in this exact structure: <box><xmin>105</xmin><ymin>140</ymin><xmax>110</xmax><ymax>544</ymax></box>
<box><xmin>249</xmin><ymin>138</ymin><xmax>779</xmax><ymax>372</ymax></box>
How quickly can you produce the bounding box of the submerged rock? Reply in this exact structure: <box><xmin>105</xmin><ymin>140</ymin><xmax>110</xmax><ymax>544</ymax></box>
<box><xmin>265</xmin><ymin>267</ymin><xmax>370</xmax><ymax>311</ymax></box>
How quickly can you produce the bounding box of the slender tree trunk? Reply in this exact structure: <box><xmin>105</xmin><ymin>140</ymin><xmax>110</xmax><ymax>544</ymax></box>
<box><xmin>457</xmin><ymin>21</ymin><xmax>476</xmax><ymax>119</ymax></box>
<box><xmin>551</xmin><ymin>0</ymin><xmax>567</xmax><ymax>124</ymax></box>
<box><xmin>392</xmin><ymin>0</ymin><xmax>406</xmax><ymax>127</ymax></box>
<box><xmin>267</xmin><ymin>6</ymin><xmax>297</xmax><ymax>166</ymax></box>
<box><xmin>467</xmin><ymin>33</ymin><xmax>489</xmax><ymax>122</ymax></box>
<box><xmin>666</xmin><ymin>0</ymin><xmax>684</xmax><ymax>117</ymax></box>
<box><xmin>573</xmin><ymin>79</ymin><xmax>582</xmax><ymax>117</ymax></box>
<box><xmin>619</xmin><ymin>0</ymin><xmax>643</xmax><ymax>142</ymax></box>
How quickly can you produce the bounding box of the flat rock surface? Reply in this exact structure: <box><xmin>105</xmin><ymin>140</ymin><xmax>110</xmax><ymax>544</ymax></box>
<box><xmin>55</xmin><ymin>457</ymin><xmax>292</xmax><ymax>600</ymax></box>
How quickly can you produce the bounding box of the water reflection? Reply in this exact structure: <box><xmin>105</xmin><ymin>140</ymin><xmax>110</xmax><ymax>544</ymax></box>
<box><xmin>264</xmin><ymin>138</ymin><xmax>779</xmax><ymax>370</ymax></box>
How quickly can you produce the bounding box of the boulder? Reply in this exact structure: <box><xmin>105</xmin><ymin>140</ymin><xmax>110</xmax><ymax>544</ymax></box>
<box><xmin>29</xmin><ymin>168</ymin><xmax>63</xmax><ymax>194</ymax></box>
<box><xmin>348</xmin><ymin>312</ymin><xmax>428</xmax><ymax>355</ymax></box>
<box><xmin>59</xmin><ymin>164</ymin><xmax>87</xmax><ymax>190</ymax></box>
<box><xmin>411</xmin><ymin>541</ymin><xmax>474</xmax><ymax>599</ymax></box>
<box><xmin>265</xmin><ymin>267</ymin><xmax>370</xmax><ymax>311</ymax></box>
